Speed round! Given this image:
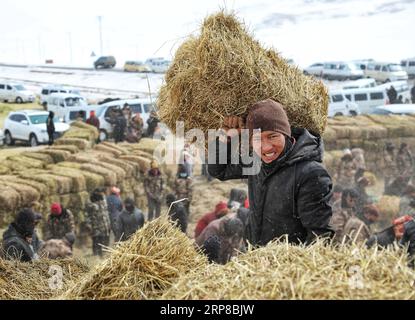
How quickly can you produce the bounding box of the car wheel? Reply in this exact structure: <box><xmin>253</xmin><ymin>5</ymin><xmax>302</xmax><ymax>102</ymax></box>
<box><xmin>349</xmin><ymin>111</ymin><xmax>357</xmax><ymax>116</ymax></box>
<box><xmin>5</xmin><ymin>131</ymin><xmax>14</xmax><ymax>146</ymax></box>
<box><xmin>99</xmin><ymin>129</ymin><xmax>108</xmax><ymax>141</ymax></box>
<box><xmin>385</xmin><ymin>79</ymin><xmax>391</xmax><ymax>83</ymax></box>
<box><xmin>334</xmin><ymin>112</ymin><xmax>343</xmax><ymax>117</ymax></box>
<box><xmin>15</xmin><ymin>97</ymin><xmax>23</xmax><ymax>103</ymax></box>
<box><xmin>29</xmin><ymin>134</ymin><xmax>38</xmax><ymax>147</ymax></box>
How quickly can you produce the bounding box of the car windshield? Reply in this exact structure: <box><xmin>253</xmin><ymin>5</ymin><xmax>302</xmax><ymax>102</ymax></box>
<box><xmin>14</xmin><ymin>85</ymin><xmax>26</xmax><ymax>91</ymax></box>
<box><xmin>29</xmin><ymin>115</ymin><xmax>60</xmax><ymax>124</ymax></box>
<box><xmin>65</xmin><ymin>97</ymin><xmax>85</xmax><ymax>107</ymax></box>
<box><xmin>389</xmin><ymin>64</ymin><xmax>403</xmax><ymax>72</ymax></box>
<box><xmin>144</xmin><ymin>103</ymin><xmax>155</xmax><ymax>113</ymax></box>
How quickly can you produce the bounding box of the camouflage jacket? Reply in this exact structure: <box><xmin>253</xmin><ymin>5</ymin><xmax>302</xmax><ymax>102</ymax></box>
<box><xmin>174</xmin><ymin>177</ymin><xmax>193</xmax><ymax>202</ymax></box>
<box><xmin>144</xmin><ymin>170</ymin><xmax>164</xmax><ymax>201</ymax></box>
<box><xmin>44</xmin><ymin>209</ymin><xmax>75</xmax><ymax>241</ymax></box>
<box><xmin>336</xmin><ymin>160</ymin><xmax>356</xmax><ymax>188</ymax></box>
<box><xmin>85</xmin><ymin>200</ymin><xmax>111</xmax><ymax>237</ymax></box>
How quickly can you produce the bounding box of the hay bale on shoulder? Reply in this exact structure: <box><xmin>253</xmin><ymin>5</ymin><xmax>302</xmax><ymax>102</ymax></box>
<box><xmin>158</xmin><ymin>12</ymin><xmax>328</xmax><ymax>135</ymax></box>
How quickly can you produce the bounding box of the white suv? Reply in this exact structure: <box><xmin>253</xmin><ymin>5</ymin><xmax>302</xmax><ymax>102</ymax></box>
<box><xmin>328</xmin><ymin>90</ymin><xmax>361</xmax><ymax>117</ymax></box>
<box><xmin>3</xmin><ymin>110</ymin><xmax>70</xmax><ymax>146</ymax></box>
<box><xmin>0</xmin><ymin>82</ymin><xmax>36</xmax><ymax>103</ymax></box>
<box><xmin>40</xmin><ymin>85</ymin><xmax>81</xmax><ymax>108</ymax></box>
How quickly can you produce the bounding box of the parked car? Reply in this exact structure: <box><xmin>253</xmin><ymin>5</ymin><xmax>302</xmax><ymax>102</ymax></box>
<box><xmin>46</xmin><ymin>93</ymin><xmax>88</xmax><ymax>120</ymax></box>
<box><xmin>328</xmin><ymin>90</ymin><xmax>361</xmax><ymax>117</ymax></box>
<box><xmin>377</xmin><ymin>81</ymin><xmax>411</xmax><ymax>104</ymax></box>
<box><xmin>400</xmin><ymin>58</ymin><xmax>415</xmax><ymax>78</ymax></box>
<box><xmin>364</xmin><ymin>62</ymin><xmax>408</xmax><ymax>82</ymax></box>
<box><xmin>94</xmin><ymin>56</ymin><xmax>116</xmax><ymax>69</ymax></box>
<box><xmin>352</xmin><ymin>59</ymin><xmax>375</xmax><ymax>70</ymax></box>
<box><xmin>0</xmin><ymin>82</ymin><xmax>36</xmax><ymax>103</ymax></box>
<box><xmin>124</xmin><ymin>61</ymin><xmax>151</xmax><ymax>72</ymax></box>
<box><xmin>40</xmin><ymin>85</ymin><xmax>81</xmax><ymax>108</ymax></box>
<box><xmin>0</xmin><ymin>129</ymin><xmax>4</xmax><ymax>146</ymax></box>
<box><xmin>145</xmin><ymin>58</ymin><xmax>170</xmax><ymax>73</ymax></box>
<box><xmin>303</xmin><ymin>63</ymin><xmax>324</xmax><ymax>77</ymax></box>
<box><xmin>322</xmin><ymin>62</ymin><xmax>364</xmax><ymax>80</ymax></box>
<box><xmin>371</xmin><ymin>104</ymin><xmax>415</xmax><ymax>115</ymax></box>
<box><xmin>342</xmin><ymin>78</ymin><xmax>376</xmax><ymax>90</ymax></box>
<box><xmin>3</xmin><ymin>110</ymin><xmax>70</xmax><ymax>146</ymax></box>
<box><xmin>95</xmin><ymin>98</ymin><xmax>155</xmax><ymax>141</ymax></box>
<box><xmin>342</xmin><ymin>86</ymin><xmax>389</xmax><ymax>114</ymax></box>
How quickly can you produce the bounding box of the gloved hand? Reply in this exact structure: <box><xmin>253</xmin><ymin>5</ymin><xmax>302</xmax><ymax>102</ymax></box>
<box><xmin>400</xmin><ymin>219</ymin><xmax>415</xmax><ymax>268</ymax></box>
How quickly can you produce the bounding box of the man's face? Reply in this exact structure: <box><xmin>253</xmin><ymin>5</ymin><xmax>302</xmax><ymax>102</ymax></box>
<box><xmin>252</xmin><ymin>131</ymin><xmax>286</xmax><ymax>164</ymax></box>
<box><xmin>346</xmin><ymin>195</ymin><xmax>357</xmax><ymax>208</ymax></box>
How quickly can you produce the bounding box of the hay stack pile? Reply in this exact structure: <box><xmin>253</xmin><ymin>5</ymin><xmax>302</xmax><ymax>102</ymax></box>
<box><xmin>0</xmin><ymin>123</ymin><xmax>167</xmax><ymax>227</ymax></box>
<box><xmin>158</xmin><ymin>12</ymin><xmax>329</xmax><ymax>135</ymax></box>
<box><xmin>162</xmin><ymin>240</ymin><xmax>415</xmax><ymax>300</ymax></box>
<box><xmin>0</xmin><ymin>258</ymin><xmax>89</xmax><ymax>300</ymax></box>
<box><xmin>61</xmin><ymin>217</ymin><xmax>207</xmax><ymax>299</ymax></box>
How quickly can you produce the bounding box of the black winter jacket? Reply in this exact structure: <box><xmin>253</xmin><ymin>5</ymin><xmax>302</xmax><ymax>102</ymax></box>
<box><xmin>116</xmin><ymin>208</ymin><xmax>145</xmax><ymax>241</ymax></box>
<box><xmin>208</xmin><ymin>127</ymin><xmax>333</xmax><ymax>246</ymax></box>
<box><xmin>2</xmin><ymin>223</ymin><xmax>35</xmax><ymax>262</ymax></box>
<box><xmin>168</xmin><ymin>202</ymin><xmax>188</xmax><ymax>233</ymax></box>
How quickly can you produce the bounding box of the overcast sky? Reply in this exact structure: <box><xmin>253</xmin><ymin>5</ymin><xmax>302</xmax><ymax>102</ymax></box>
<box><xmin>0</xmin><ymin>0</ymin><xmax>414</xmax><ymax>67</ymax></box>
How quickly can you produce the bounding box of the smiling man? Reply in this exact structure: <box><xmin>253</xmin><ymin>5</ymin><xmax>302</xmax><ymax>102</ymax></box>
<box><xmin>208</xmin><ymin>99</ymin><xmax>333</xmax><ymax>246</ymax></box>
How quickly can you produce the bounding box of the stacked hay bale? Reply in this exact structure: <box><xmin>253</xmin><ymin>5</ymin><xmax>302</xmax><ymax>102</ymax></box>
<box><xmin>158</xmin><ymin>11</ymin><xmax>329</xmax><ymax>137</ymax></box>
<box><xmin>61</xmin><ymin>217</ymin><xmax>207</xmax><ymax>299</ymax></box>
<box><xmin>0</xmin><ymin>258</ymin><xmax>90</xmax><ymax>300</ymax></box>
<box><xmin>0</xmin><ymin>126</ymin><xmax>168</xmax><ymax>228</ymax></box>
<box><xmin>162</xmin><ymin>239</ymin><xmax>415</xmax><ymax>300</ymax></box>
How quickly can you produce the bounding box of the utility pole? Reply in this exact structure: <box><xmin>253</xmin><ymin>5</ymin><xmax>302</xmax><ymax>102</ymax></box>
<box><xmin>98</xmin><ymin>16</ymin><xmax>103</xmax><ymax>56</ymax></box>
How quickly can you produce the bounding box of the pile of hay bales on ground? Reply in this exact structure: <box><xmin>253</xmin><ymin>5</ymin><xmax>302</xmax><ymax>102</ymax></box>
<box><xmin>54</xmin><ymin>218</ymin><xmax>415</xmax><ymax>300</ymax></box>
<box><xmin>323</xmin><ymin>114</ymin><xmax>415</xmax><ymax>177</ymax></box>
<box><xmin>158</xmin><ymin>11</ymin><xmax>329</xmax><ymax>136</ymax></box>
<box><xmin>0</xmin><ymin>258</ymin><xmax>90</xmax><ymax>300</ymax></box>
<box><xmin>0</xmin><ymin>119</ymin><xmax>168</xmax><ymax>228</ymax></box>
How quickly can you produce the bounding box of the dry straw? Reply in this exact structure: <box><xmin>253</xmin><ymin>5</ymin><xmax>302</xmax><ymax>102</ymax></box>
<box><xmin>162</xmin><ymin>239</ymin><xmax>415</xmax><ymax>300</ymax></box>
<box><xmin>158</xmin><ymin>11</ymin><xmax>329</xmax><ymax>136</ymax></box>
<box><xmin>61</xmin><ymin>216</ymin><xmax>207</xmax><ymax>300</ymax></box>
<box><xmin>0</xmin><ymin>258</ymin><xmax>90</xmax><ymax>300</ymax></box>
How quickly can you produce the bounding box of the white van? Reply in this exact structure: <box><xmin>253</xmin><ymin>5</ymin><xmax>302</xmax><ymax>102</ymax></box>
<box><xmin>400</xmin><ymin>58</ymin><xmax>415</xmax><ymax>78</ymax></box>
<box><xmin>322</xmin><ymin>62</ymin><xmax>364</xmax><ymax>80</ymax></box>
<box><xmin>95</xmin><ymin>98</ymin><xmax>155</xmax><ymax>141</ymax></box>
<box><xmin>364</xmin><ymin>62</ymin><xmax>408</xmax><ymax>82</ymax></box>
<box><xmin>46</xmin><ymin>93</ymin><xmax>87</xmax><ymax>120</ymax></box>
<box><xmin>342</xmin><ymin>87</ymin><xmax>389</xmax><ymax>114</ymax></box>
<box><xmin>145</xmin><ymin>58</ymin><xmax>171</xmax><ymax>73</ymax></box>
<box><xmin>328</xmin><ymin>90</ymin><xmax>361</xmax><ymax>117</ymax></box>
<box><xmin>0</xmin><ymin>82</ymin><xmax>36</xmax><ymax>103</ymax></box>
<box><xmin>342</xmin><ymin>78</ymin><xmax>376</xmax><ymax>90</ymax></box>
<box><xmin>40</xmin><ymin>85</ymin><xmax>81</xmax><ymax>107</ymax></box>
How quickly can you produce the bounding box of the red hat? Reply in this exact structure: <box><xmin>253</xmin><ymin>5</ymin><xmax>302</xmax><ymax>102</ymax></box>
<box><xmin>215</xmin><ymin>201</ymin><xmax>228</xmax><ymax>213</ymax></box>
<box><xmin>51</xmin><ymin>203</ymin><xmax>62</xmax><ymax>216</ymax></box>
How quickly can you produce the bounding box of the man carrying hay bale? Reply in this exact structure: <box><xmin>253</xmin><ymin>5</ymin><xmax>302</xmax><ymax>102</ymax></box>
<box><xmin>208</xmin><ymin>99</ymin><xmax>333</xmax><ymax>246</ymax></box>
<box><xmin>166</xmin><ymin>193</ymin><xmax>188</xmax><ymax>233</ymax></box>
<box><xmin>85</xmin><ymin>188</ymin><xmax>111</xmax><ymax>256</ymax></box>
<box><xmin>2</xmin><ymin>208</ymin><xmax>38</xmax><ymax>262</ymax></box>
<box><xmin>43</xmin><ymin>203</ymin><xmax>75</xmax><ymax>241</ymax></box>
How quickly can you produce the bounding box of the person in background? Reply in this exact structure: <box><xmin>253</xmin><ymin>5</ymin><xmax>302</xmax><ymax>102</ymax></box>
<box><xmin>46</xmin><ymin>111</ymin><xmax>55</xmax><ymax>146</ymax></box>
<box><xmin>2</xmin><ymin>208</ymin><xmax>37</xmax><ymax>262</ymax></box>
<box><xmin>398</xmin><ymin>184</ymin><xmax>415</xmax><ymax>218</ymax></box>
<box><xmin>342</xmin><ymin>204</ymin><xmax>380</xmax><ymax>244</ymax></box>
<box><xmin>144</xmin><ymin>160</ymin><xmax>164</xmax><ymax>221</ymax></box>
<box><xmin>227</xmin><ymin>189</ymin><xmax>248</xmax><ymax>211</ymax></box>
<box><xmin>146</xmin><ymin>111</ymin><xmax>160</xmax><ymax>139</ymax></box>
<box><xmin>174</xmin><ymin>163</ymin><xmax>193</xmax><ymax>215</ymax></box>
<box><xmin>43</xmin><ymin>203</ymin><xmax>75</xmax><ymax>241</ymax></box>
<box><xmin>113</xmin><ymin>109</ymin><xmax>127</xmax><ymax>143</ymax></box>
<box><xmin>106</xmin><ymin>186</ymin><xmax>123</xmax><ymax>237</ymax></box>
<box><xmin>194</xmin><ymin>201</ymin><xmax>229</xmax><ymax>238</ymax></box>
<box><xmin>86</xmin><ymin>110</ymin><xmax>100</xmax><ymax>131</ymax></box>
<box><xmin>387</xmin><ymin>85</ymin><xmax>397</xmax><ymax>104</ymax></box>
<box><xmin>329</xmin><ymin>185</ymin><xmax>343</xmax><ymax>214</ymax></box>
<box><xmin>397</xmin><ymin>143</ymin><xmax>413</xmax><ymax>178</ymax></box>
<box><xmin>85</xmin><ymin>188</ymin><xmax>111</xmax><ymax>256</ymax></box>
<box><xmin>336</xmin><ymin>149</ymin><xmax>357</xmax><ymax>189</ymax></box>
<box><xmin>116</xmin><ymin>197</ymin><xmax>145</xmax><ymax>241</ymax></box>
<box><xmin>166</xmin><ymin>193</ymin><xmax>188</xmax><ymax>233</ymax></box>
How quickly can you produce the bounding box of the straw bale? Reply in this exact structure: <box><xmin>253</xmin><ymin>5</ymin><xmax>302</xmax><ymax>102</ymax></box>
<box><xmin>97</xmin><ymin>155</ymin><xmax>135</xmax><ymax>176</ymax></box>
<box><xmin>98</xmin><ymin>141</ymin><xmax>128</xmax><ymax>155</ymax></box>
<box><xmin>335</xmin><ymin>139</ymin><xmax>350</xmax><ymax>150</ymax></box>
<box><xmin>158</xmin><ymin>12</ymin><xmax>328</xmax><ymax>136</ymax></box>
<box><xmin>70</xmin><ymin>120</ymin><xmax>99</xmax><ymax>140</ymax></box>
<box><xmin>95</xmin><ymin>162</ymin><xmax>126</xmax><ymax>182</ymax></box>
<box><xmin>68</xmin><ymin>153</ymin><xmax>99</xmax><ymax>164</ymax></box>
<box><xmin>79</xmin><ymin>163</ymin><xmax>117</xmax><ymax>187</ymax></box>
<box><xmin>49</xmin><ymin>145</ymin><xmax>80</xmax><ymax>154</ymax></box>
<box><xmin>377</xmin><ymin>195</ymin><xmax>400</xmax><ymax>221</ymax></box>
<box><xmin>2</xmin><ymin>160</ymin><xmax>34</xmax><ymax>172</ymax></box>
<box><xmin>1</xmin><ymin>181</ymin><xmax>40</xmax><ymax>208</ymax></box>
<box><xmin>64</xmin><ymin>128</ymin><xmax>96</xmax><ymax>142</ymax></box>
<box><xmin>21</xmin><ymin>152</ymin><xmax>54</xmax><ymax>165</ymax></box>
<box><xmin>0</xmin><ymin>186</ymin><xmax>20</xmax><ymax>212</ymax></box>
<box><xmin>38</xmin><ymin>149</ymin><xmax>71</xmax><ymax>163</ymax></box>
<box><xmin>322</xmin><ymin>127</ymin><xmax>337</xmax><ymax>144</ymax></box>
<box><xmin>0</xmin><ymin>175</ymin><xmax>48</xmax><ymax>196</ymax></box>
<box><xmin>54</xmin><ymin>138</ymin><xmax>89</xmax><ymax>150</ymax></box>
<box><xmin>61</xmin><ymin>217</ymin><xmax>207</xmax><ymax>299</ymax></box>
<box><xmin>18</xmin><ymin>170</ymin><xmax>57</xmax><ymax>193</ymax></box>
<box><xmin>69</xmin><ymin>192</ymin><xmax>90</xmax><ymax>212</ymax></box>
<box><xmin>0</xmin><ymin>165</ymin><xmax>8</xmax><ymax>175</ymax></box>
<box><xmin>49</xmin><ymin>167</ymin><xmax>87</xmax><ymax>192</ymax></box>
<box><xmin>360</xmin><ymin>126</ymin><xmax>388</xmax><ymax>140</ymax></box>
<box><xmin>7</xmin><ymin>155</ymin><xmax>46</xmax><ymax>169</ymax></box>
<box><xmin>94</xmin><ymin>144</ymin><xmax>123</xmax><ymax>157</ymax></box>
<box><xmin>162</xmin><ymin>240</ymin><xmax>415</xmax><ymax>300</ymax></box>
<box><xmin>0</xmin><ymin>258</ymin><xmax>90</xmax><ymax>300</ymax></box>
<box><xmin>119</xmin><ymin>156</ymin><xmax>151</xmax><ymax>173</ymax></box>
<box><xmin>59</xmin><ymin>194</ymin><xmax>72</xmax><ymax>209</ymax></box>
<box><xmin>56</xmin><ymin>163</ymin><xmax>104</xmax><ymax>191</ymax></box>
